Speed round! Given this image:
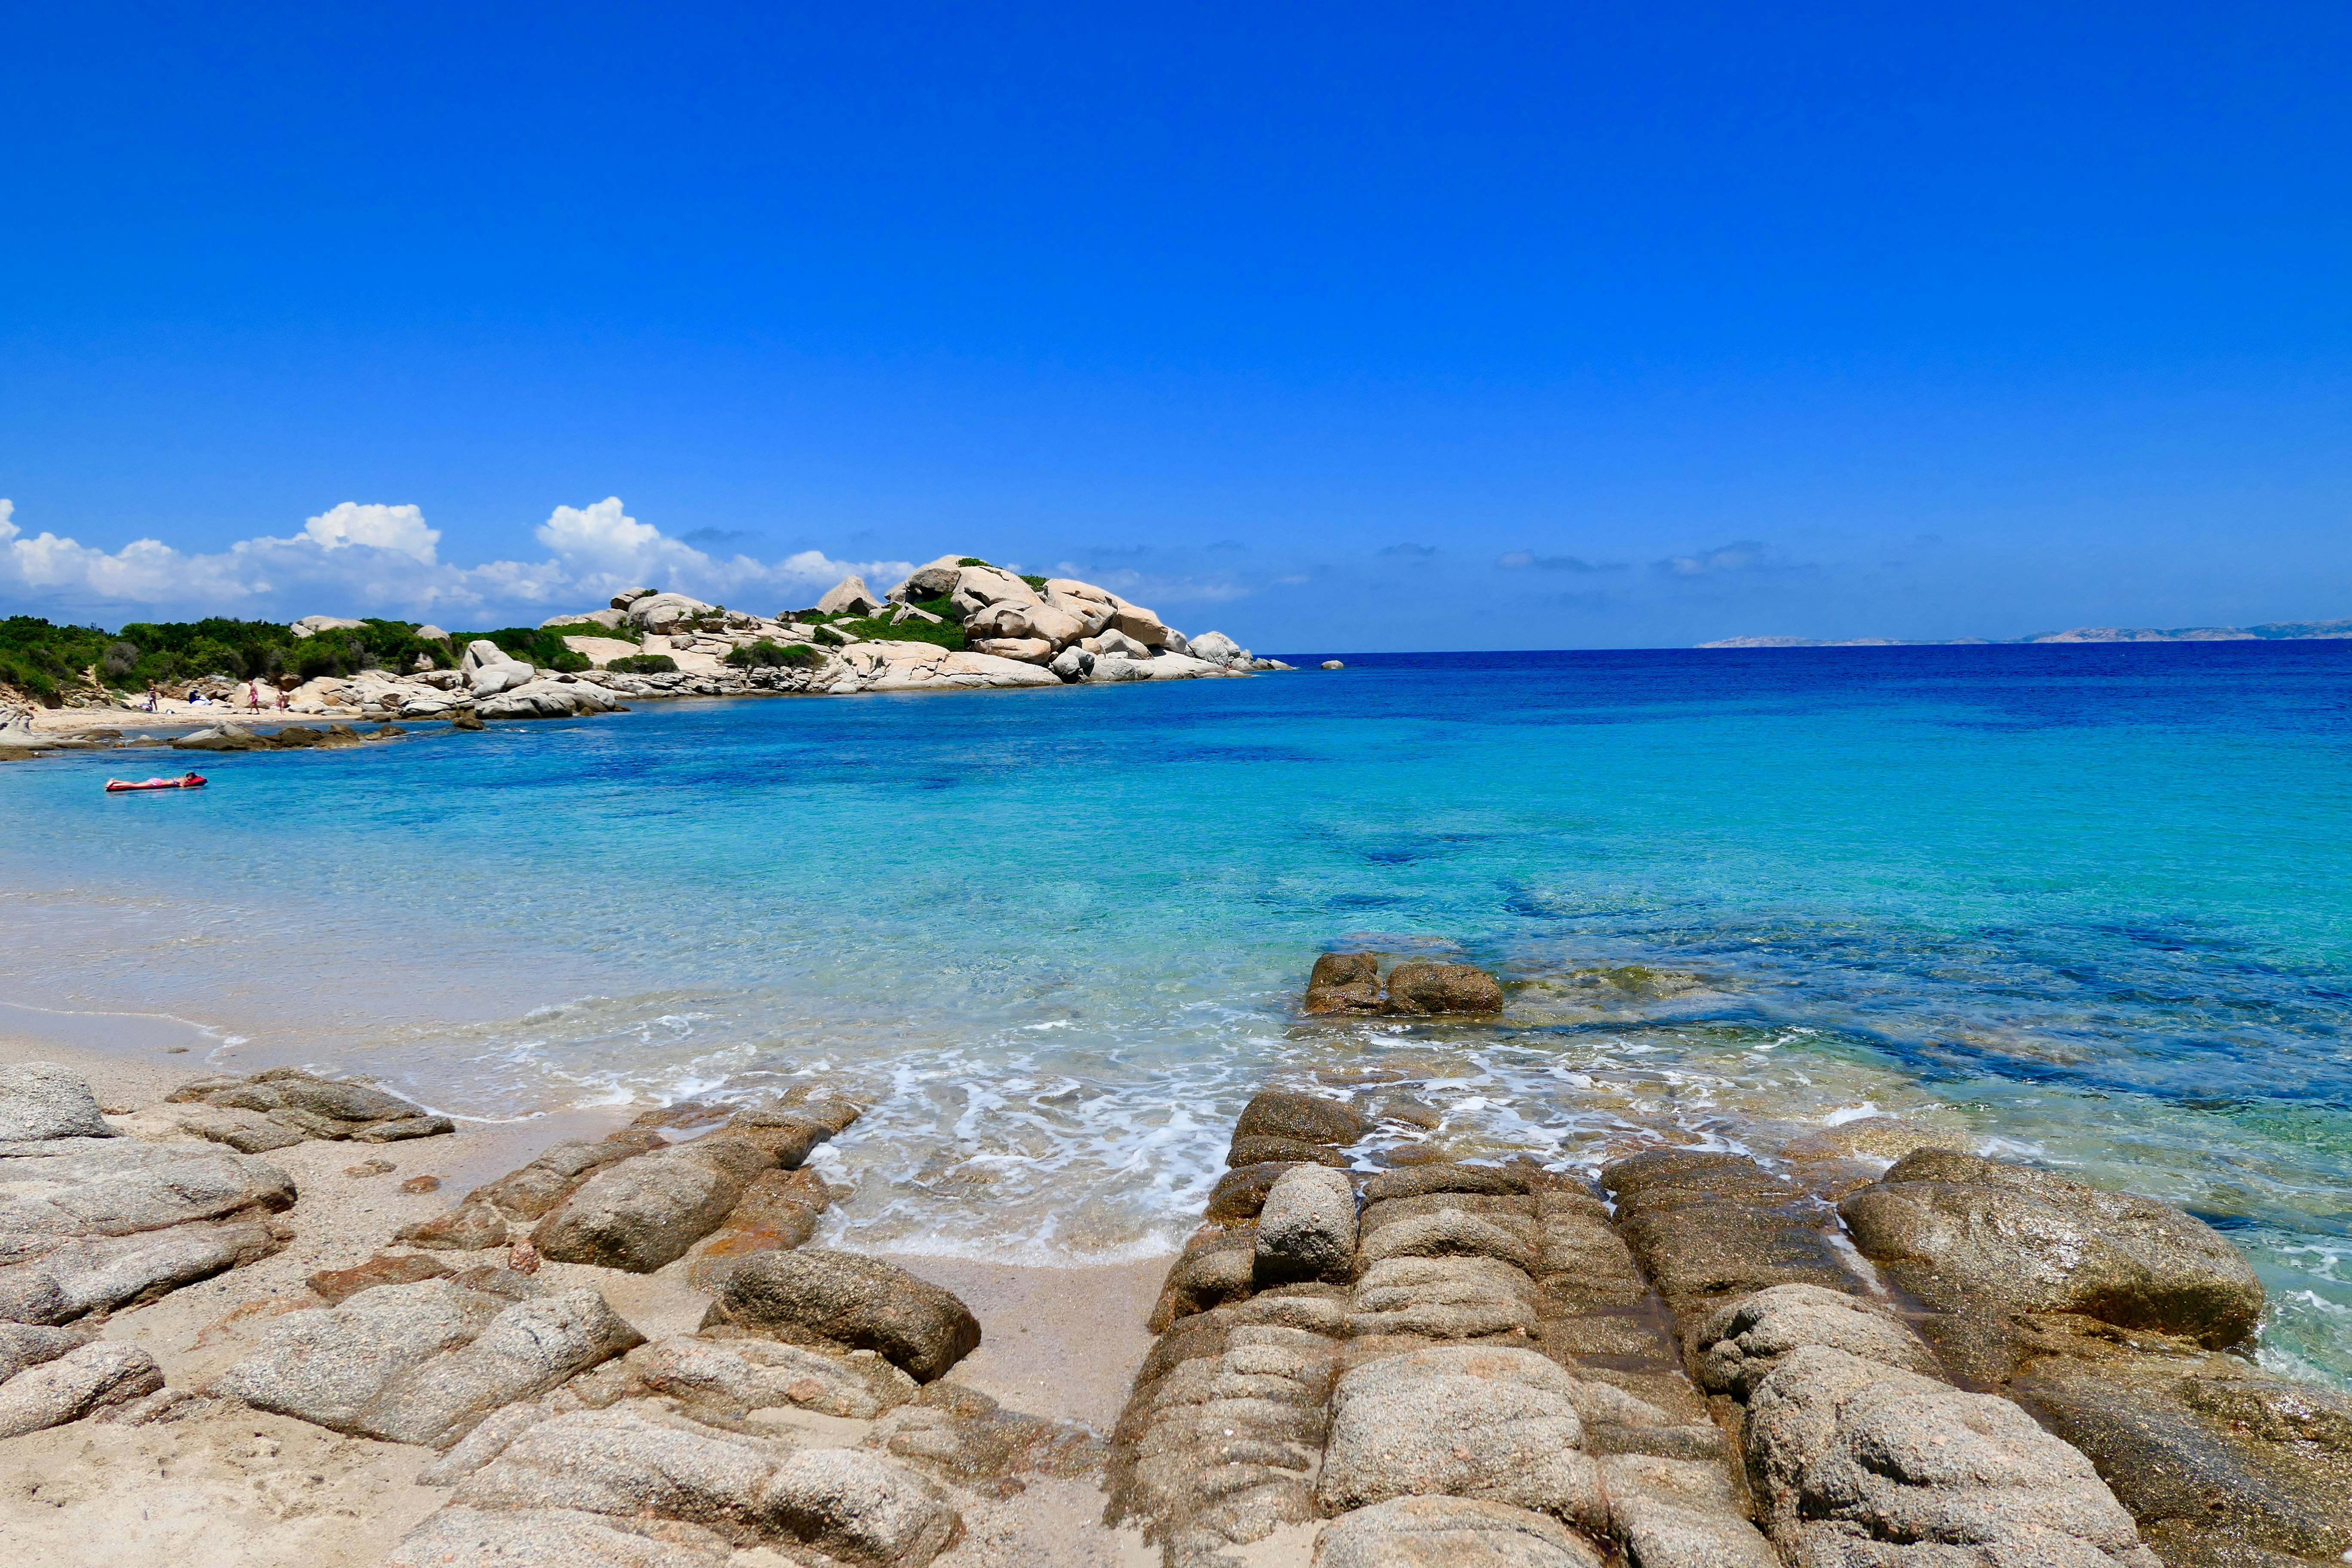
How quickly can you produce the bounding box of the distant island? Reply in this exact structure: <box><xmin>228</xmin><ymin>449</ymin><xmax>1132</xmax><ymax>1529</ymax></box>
<box><xmin>1699</xmin><ymin>617</ymin><xmax>2352</xmax><ymax>649</ymax></box>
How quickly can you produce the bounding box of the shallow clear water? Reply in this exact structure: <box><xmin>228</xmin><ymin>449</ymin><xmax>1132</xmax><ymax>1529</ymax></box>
<box><xmin>4</xmin><ymin>644</ymin><xmax>2348</xmax><ymax>1384</ymax></box>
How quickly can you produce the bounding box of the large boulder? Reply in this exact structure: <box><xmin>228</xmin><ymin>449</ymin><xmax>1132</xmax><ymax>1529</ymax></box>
<box><xmin>1189</xmin><ymin>631</ymin><xmax>1250</xmax><ymax>668</ymax></box>
<box><xmin>1304</xmin><ymin>952</ymin><xmax>1382</xmax><ymax>1015</ymax></box>
<box><xmin>1106</xmin><ymin>600</ymin><xmax>1175</xmax><ymax>648</ymax></box>
<box><xmin>1254</xmin><ymin>1165</ymin><xmax>1358</xmax><ymax>1284</ymax></box>
<box><xmin>627</xmin><ymin>593</ymin><xmax>717</xmax><ymax>633</ymax></box>
<box><xmin>1316</xmin><ymin>1345</ymin><xmax>1599</xmax><ymax>1519</ymax></box>
<box><xmin>1839</xmin><ymin>1149</ymin><xmax>2263</xmax><ymax>1348</ymax></box>
<box><xmin>702</xmin><ymin>1250</ymin><xmax>980</xmax><ymax>1382</ymax></box>
<box><xmin>0</xmin><ymin>1063</ymin><xmax>113</xmax><ymax>1141</ymax></box>
<box><xmin>1345</xmin><ymin>1256</ymin><xmax>1541</xmax><ymax>1340</ymax></box>
<box><xmin>1694</xmin><ymin>1283</ymin><xmax>1941</xmax><ymax>1398</ymax></box>
<box><xmin>1743</xmin><ymin>1345</ymin><xmax>2156</xmax><ymax>1566</ymax></box>
<box><xmin>163</xmin><ymin>1067</ymin><xmax>453</xmax><ymax>1144</ymax></box>
<box><xmin>533</xmin><ymin>1140</ymin><xmax>771</xmax><ymax>1273</ymax></box>
<box><xmin>624</xmin><ymin>1334</ymin><xmax>916</xmax><ymax>1420</ymax></box>
<box><xmin>211</xmin><ymin>1276</ymin><xmax>644</xmax><ymax>1449</ymax></box>
<box><xmin>1235</xmin><ymin>1090</ymin><xmax>1368</xmax><ymax>1148</ymax></box>
<box><xmin>887</xmin><ymin>556</ymin><xmax>967</xmax><ymax>603</ymax></box>
<box><xmin>1382</xmin><ymin>962</ymin><xmax>1505</xmax><ymax>1015</ymax></box>
<box><xmin>429</xmin><ymin>1406</ymin><xmax>959</xmax><ymax>1564</ymax></box>
<box><xmin>291</xmin><ymin>614</ymin><xmax>368</xmax><ymax>636</ymax></box>
<box><xmin>816</xmin><ymin>576</ymin><xmax>883</xmax><ymax>617</ymax></box>
<box><xmin>460</xmin><ymin>638</ymin><xmax>522</xmax><ymax>675</ymax></box>
<box><xmin>0</xmin><ymin>1340</ymin><xmax>165</xmax><ymax>1439</ymax></box>
<box><xmin>0</xmin><ymin>1136</ymin><xmax>296</xmax><ymax>1264</ymax></box>
<box><xmin>0</xmin><ymin>1219</ymin><xmax>285</xmax><ymax>1323</ymax></box>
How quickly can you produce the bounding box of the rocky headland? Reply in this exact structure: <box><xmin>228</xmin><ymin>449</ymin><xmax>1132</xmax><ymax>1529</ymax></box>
<box><xmin>1</xmin><ymin>951</ymin><xmax>2345</xmax><ymax>1567</ymax></box>
<box><xmin>0</xmin><ymin>558</ymin><xmax>1297</xmax><ymax>754</ymax></box>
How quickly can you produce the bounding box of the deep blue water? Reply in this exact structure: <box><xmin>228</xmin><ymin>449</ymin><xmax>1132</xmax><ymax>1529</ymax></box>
<box><xmin>4</xmin><ymin>641</ymin><xmax>2347</xmax><ymax>1382</ymax></box>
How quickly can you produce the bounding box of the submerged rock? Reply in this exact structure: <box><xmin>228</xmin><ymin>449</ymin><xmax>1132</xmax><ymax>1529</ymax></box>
<box><xmin>1380</xmin><ymin>962</ymin><xmax>1505</xmax><ymax>1016</ymax></box>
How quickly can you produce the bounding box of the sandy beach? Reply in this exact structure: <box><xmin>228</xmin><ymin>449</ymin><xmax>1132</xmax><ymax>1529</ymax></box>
<box><xmin>0</xmin><ymin>1029</ymin><xmax>1171</xmax><ymax>1568</ymax></box>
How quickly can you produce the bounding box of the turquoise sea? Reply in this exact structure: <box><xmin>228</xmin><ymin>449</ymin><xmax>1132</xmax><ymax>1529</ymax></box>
<box><xmin>4</xmin><ymin>643</ymin><xmax>2348</xmax><ymax>1386</ymax></box>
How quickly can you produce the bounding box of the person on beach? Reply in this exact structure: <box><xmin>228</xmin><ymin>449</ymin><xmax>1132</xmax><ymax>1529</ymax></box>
<box><xmin>143</xmin><ymin>683</ymin><xmax>159</xmax><ymax>712</ymax></box>
<box><xmin>276</xmin><ymin>685</ymin><xmax>290</xmax><ymax>711</ymax></box>
<box><xmin>245</xmin><ymin>680</ymin><xmax>262</xmax><ymax>710</ymax></box>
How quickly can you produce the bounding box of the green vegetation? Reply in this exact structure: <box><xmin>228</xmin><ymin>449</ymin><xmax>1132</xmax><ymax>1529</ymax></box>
<box><xmin>544</xmin><ymin>619</ymin><xmax>640</xmax><ymax>644</ymax></box>
<box><xmin>724</xmin><ymin>639</ymin><xmax>821</xmax><ymax>668</ymax></box>
<box><xmin>451</xmin><ymin>626</ymin><xmax>593</xmax><ymax>674</ymax></box>
<box><xmin>838</xmin><ymin>614</ymin><xmax>965</xmax><ymax>651</ymax></box>
<box><xmin>0</xmin><ymin>614</ymin><xmax>465</xmax><ymax>704</ymax></box>
<box><xmin>1020</xmin><ymin>574</ymin><xmax>1050</xmax><ymax>592</ymax></box>
<box><xmin>606</xmin><ymin>653</ymin><xmax>679</xmax><ymax>674</ymax></box>
<box><xmin>811</xmin><ymin>625</ymin><xmax>848</xmax><ymax>647</ymax></box>
<box><xmin>956</xmin><ymin>557</ymin><xmax>992</xmax><ymax>567</ymax></box>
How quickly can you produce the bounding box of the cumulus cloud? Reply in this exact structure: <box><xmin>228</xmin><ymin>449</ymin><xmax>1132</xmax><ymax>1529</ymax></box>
<box><xmin>1497</xmin><ymin>550</ymin><xmax>1622</xmax><ymax>572</ymax></box>
<box><xmin>0</xmin><ymin>496</ymin><xmax>911</xmax><ymax>623</ymax></box>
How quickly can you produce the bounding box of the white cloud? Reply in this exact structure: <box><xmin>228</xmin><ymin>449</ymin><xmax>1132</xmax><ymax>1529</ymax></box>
<box><xmin>0</xmin><ymin>496</ymin><xmax>913</xmax><ymax>625</ymax></box>
<box><xmin>303</xmin><ymin>502</ymin><xmax>440</xmax><ymax>563</ymax></box>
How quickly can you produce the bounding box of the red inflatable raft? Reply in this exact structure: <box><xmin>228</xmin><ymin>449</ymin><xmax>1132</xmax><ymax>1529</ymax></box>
<box><xmin>105</xmin><ymin>773</ymin><xmax>207</xmax><ymax>793</ymax></box>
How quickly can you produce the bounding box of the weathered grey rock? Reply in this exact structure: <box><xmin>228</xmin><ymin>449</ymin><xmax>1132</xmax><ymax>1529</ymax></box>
<box><xmin>0</xmin><ymin>1137</ymin><xmax>296</xmax><ymax>1265</ymax></box>
<box><xmin>533</xmin><ymin>1140</ymin><xmax>769</xmax><ymax>1272</ymax></box>
<box><xmin>398</xmin><ymin>1199</ymin><xmax>510</xmax><ymax>1250</ymax></box>
<box><xmin>1318</xmin><ymin>1345</ymin><xmax>1599</xmax><ymax>1520</ymax></box>
<box><xmin>1048</xmin><ymin>645</ymin><xmax>1089</xmax><ymax>680</ymax></box>
<box><xmin>816</xmin><ymin>575</ymin><xmax>883</xmax><ymax>617</ymax></box>
<box><xmin>1381</xmin><ymin>962</ymin><xmax>1505</xmax><ymax>1015</ymax></box>
<box><xmin>1235</xmin><ymin>1090</ymin><xmax>1369</xmax><ymax>1148</ymax></box>
<box><xmin>455</xmin><ymin>1404</ymin><xmax>783</xmax><ymax>1542</ymax></box>
<box><xmin>1304</xmin><ymin>952</ymin><xmax>1383</xmax><ymax>1015</ymax></box>
<box><xmin>763</xmin><ymin>1446</ymin><xmax>960</xmax><ymax>1567</ymax></box>
<box><xmin>1357</xmin><ymin>1204</ymin><xmax>1542</xmax><ymax>1273</ymax></box>
<box><xmin>702</xmin><ymin>1249</ymin><xmax>980</xmax><ymax>1382</ymax></box>
<box><xmin>1151</xmin><ymin>1228</ymin><xmax>1262</xmax><ymax>1330</ymax></box>
<box><xmin>211</xmin><ymin>1277</ymin><xmax>644</xmax><ymax>1448</ymax></box>
<box><xmin>460</xmin><ymin>638</ymin><xmax>523</xmax><ymax>674</ymax></box>
<box><xmin>1347</xmin><ymin>1255</ymin><xmax>1540</xmax><ymax>1340</ymax></box>
<box><xmin>1743</xmin><ymin>1345</ymin><xmax>2156</xmax><ymax>1565</ymax></box>
<box><xmin>1603</xmin><ymin>1150</ymin><xmax>1859</xmax><ymax>1322</ymax></box>
<box><xmin>0</xmin><ymin>1219</ymin><xmax>284</xmax><ymax>1323</ymax></box>
<box><xmin>889</xmin><ymin>556</ymin><xmax>966</xmax><ymax>602</ymax></box>
<box><xmin>624</xmin><ymin>1334</ymin><xmax>916</xmax><ymax>1419</ymax></box>
<box><xmin>371</xmin><ymin>1288</ymin><xmax>648</xmax><ymax>1447</ymax></box>
<box><xmin>1361</xmin><ymin>1163</ymin><xmax>1537</xmax><ymax>1202</ymax></box>
<box><xmin>0</xmin><ymin>1339</ymin><xmax>164</xmax><ymax>1438</ymax></box>
<box><xmin>1228</xmin><ymin>1135</ymin><xmax>1351</xmax><ymax>1169</ymax></box>
<box><xmin>1206</xmin><ymin>1161</ymin><xmax>1305</xmax><ymax>1226</ymax></box>
<box><xmin>110</xmin><ymin>1100</ymin><xmax>306</xmax><ymax>1153</ymax></box>
<box><xmin>626</xmin><ymin>593</ymin><xmax>716</xmax><ymax>632</ymax></box>
<box><xmin>0</xmin><ymin>1063</ymin><xmax>113</xmax><ymax>1141</ymax></box>
<box><xmin>1255</xmin><ymin>1165</ymin><xmax>1358</xmax><ymax>1284</ymax></box>
<box><xmin>1695</xmin><ymin>1283</ymin><xmax>1942</xmax><ymax>1397</ymax></box>
<box><xmin>388</xmin><ymin>1505</ymin><xmax>734</xmax><ymax>1568</ymax></box>
<box><xmin>1839</xmin><ymin>1148</ymin><xmax>2264</xmax><ymax>1348</ymax></box>
<box><xmin>0</xmin><ymin>1321</ymin><xmax>91</xmax><ymax>1383</ymax></box>
<box><xmin>1313</xmin><ymin>1496</ymin><xmax>1606</xmax><ymax>1568</ymax></box>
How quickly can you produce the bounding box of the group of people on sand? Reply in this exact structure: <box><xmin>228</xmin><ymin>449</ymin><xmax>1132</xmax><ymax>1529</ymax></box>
<box><xmin>138</xmin><ymin>680</ymin><xmax>289</xmax><ymax>714</ymax></box>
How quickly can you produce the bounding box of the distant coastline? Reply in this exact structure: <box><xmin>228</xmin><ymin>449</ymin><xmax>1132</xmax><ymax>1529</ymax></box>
<box><xmin>1698</xmin><ymin>616</ymin><xmax>2352</xmax><ymax>649</ymax></box>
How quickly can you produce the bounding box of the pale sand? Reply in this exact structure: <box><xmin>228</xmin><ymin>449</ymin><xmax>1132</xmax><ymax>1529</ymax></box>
<box><xmin>0</xmin><ymin>1031</ymin><xmax>1173</xmax><ymax>1568</ymax></box>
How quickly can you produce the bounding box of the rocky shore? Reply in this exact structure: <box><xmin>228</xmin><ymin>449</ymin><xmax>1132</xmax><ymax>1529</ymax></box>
<box><xmin>1</xmin><ymin>559</ymin><xmax>1297</xmax><ymax>752</ymax></box>
<box><xmin>2</xmin><ymin>950</ymin><xmax>2346</xmax><ymax>1568</ymax></box>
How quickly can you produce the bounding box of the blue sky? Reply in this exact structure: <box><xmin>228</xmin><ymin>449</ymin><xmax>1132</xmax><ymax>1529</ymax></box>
<box><xmin>3</xmin><ymin>2</ymin><xmax>2349</xmax><ymax>649</ymax></box>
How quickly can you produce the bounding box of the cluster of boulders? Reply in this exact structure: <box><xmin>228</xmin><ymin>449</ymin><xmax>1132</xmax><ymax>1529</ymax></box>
<box><xmin>1114</xmin><ymin>1088</ymin><xmax>1774</xmax><ymax>1568</ymax></box>
<box><xmin>1302</xmin><ymin>952</ymin><xmax>1507</xmax><ymax>1016</ymax></box>
<box><xmin>169</xmin><ymin>720</ymin><xmax>408</xmax><ymax>752</ymax></box>
<box><xmin>1111</xmin><ymin>1086</ymin><xmax>2350</xmax><ymax>1568</ymax></box>
<box><xmin>0</xmin><ymin>1063</ymin><xmax>293</xmax><ymax>1435</ymax></box>
<box><xmin>116</xmin><ymin>1065</ymin><xmax>456</xmax><ymax>1150</ymax></box>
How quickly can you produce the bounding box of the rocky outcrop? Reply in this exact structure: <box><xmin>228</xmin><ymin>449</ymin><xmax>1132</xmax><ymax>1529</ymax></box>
<box><xmin>392</xmin><ymin>1405</ymin><xmax>959</xmax><ymax>1568</ymax></box>
<box><xmin>136</xmin><ymin>1066</ymin><xmax>454</xmax><ymax>1147</ymax></box>
<box><xmin>210</xmin><ymin>1268</ymin><xmax>644</xmax><ymax>1449</ymax></box>
<box><xmin>1301</xmin><ymin>952</ymin><xmax>1505</xmax><ymax>1017</ymax></box>
<box><xmin>0</xmin><ymin>1066</ymin><xmax>289</xmax><ymax>1439</ymax></box>
<box><xmin>0</xmin><ymin>1063</ymin><xmax>114</xmax><ymax>1141</ymax></box>
<box><xmin>1112</xmin><ymin>1098</ymin><xmax>1770</xmax><ymax>1568</ymax></box>
<box><xmin>401</xmin><ymin>1095</ymin><xmax>855</xmax><ymax>1268</ymax></box>
<box><xmin>1839</xmin><ymin>1150</ymin><xmax>2352</xmax><ymax>1566</ymax></box>
<box><xmin>701</xmin><ymin>1250</ymin><xmax>982</xmax><ymax>1383</ymax></box>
